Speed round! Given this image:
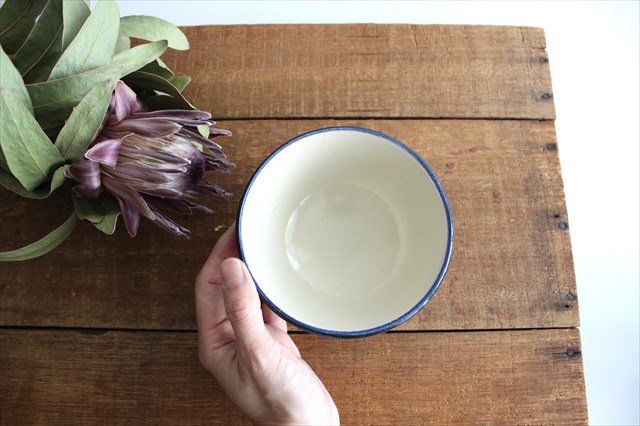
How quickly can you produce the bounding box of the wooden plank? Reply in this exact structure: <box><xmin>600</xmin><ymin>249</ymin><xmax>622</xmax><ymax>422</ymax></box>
<box><xmin>159</xmin><ymin>25</ymin><xmax>554</xmax><ymax>120</ymax></box>
<box><xmin>0</xmin><ymin>328</ymin><xmax>587</xmax><ymax>424</ymax></box>
<box><xmin>0</xmin><ymin>120</ymin><xmax>577</xmax><ymax>331</ymax></box>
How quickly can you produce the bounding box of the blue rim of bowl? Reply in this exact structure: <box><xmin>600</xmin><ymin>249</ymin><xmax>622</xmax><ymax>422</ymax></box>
<box><xmin>236</xmin><ymin>126</ymin><xmax>454</xmax><ymax>338</ymax></box>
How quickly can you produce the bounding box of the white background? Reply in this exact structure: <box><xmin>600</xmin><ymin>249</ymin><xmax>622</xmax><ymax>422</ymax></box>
<box><xmin>116</xmin><ymin>1</ymin><xmax>640</xmax><ymax>424</ymax></box>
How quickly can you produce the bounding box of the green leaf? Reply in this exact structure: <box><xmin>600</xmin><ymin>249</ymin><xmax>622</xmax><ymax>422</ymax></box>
<box><xmin>139</xmin><ymin>58</ymin><xmax>173</xmax><ymax>79</ymax></box>
<box><xmin>140</xmin><ymin>93</ymin><xmax>189</xmax><ymax>111</ymax></box>
<box><xmin>0</xmin><ymin>211</ymin><xmax>77</xmax><ymax>261</ymax></box>
<box><xmin>170</xmin><ymin>75</ymin><xmax>190</xmax><ymax>92</ymax></box>
<box><xmin>12</xmin><ymin>0</ymin><xmax>64</xmax><ymax>84</ymax></box>
<box><xmin>0</xmin><ymin>0</ymin><xmax>46</xmax><ymax>54</ymax></box>
<box><xmin>119</xmin><ymin>15</ymin><xmax>189</xmax><ymax>51</ymax></box>
<box><xmin>93</xmin><ymin>195</ymin><xmax>119</xmax><ymax>234</ymax></box>
<box><xmin>123</xmin><ymin>71</ymin><xmax>194</xmax><ymax>109</ymax></box>
<box><xmin>94</xmin><ymin>209</ymin><xmax>119</xmax><ymax>234</ymax></box>
<box><xmin>49</xmin><ymin>0</ymin><xmax>119</xmax><ymax>79</ymax></box>
<box><xmin>61</xmin><ymin>0</ymin><xmax>90</xmax><ymax>50</ymax></box>
<box><xmin>72</xmin><ymin>193</ymin><xmax>120</xmax><ymax>235</ymax></box>
<box><xmin>72</xmin><ymin>193</ymin><xmax>103</xmax><ymax>222</ymax></box>
<box><xmin>55</xmin><ymin>78</ymin><xmax>116</xmax><ymax>162</ymax></box>
<box><xmin>0</xmin><ymin>45</ymin><xmax>33</xmax><ymax>113</ymax></box>
<box><xmin>27</xmin><ymin>40</ymin><xmax>168</xmax><ymax>129</ymax></box>
<box><xmin>115</xmin><ymin>35</ymin><xmax>129</xmax><ymax>53</ymax></box>
<box><xmin>197</xmin><ymin>124</ymin><xmax>210</xmax><ymax>138</ymax></box>
<box><xmin>0</xmin><ymin>164</ymin><xmax>68</xmax><ymax>199</ymax></box>
<box><xmin>0</xmin><ymin>89</ymin><xmax>65</xmax><ymax>191</ymax></box>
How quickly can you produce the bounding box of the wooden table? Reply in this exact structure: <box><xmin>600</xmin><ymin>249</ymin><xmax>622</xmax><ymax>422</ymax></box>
<box><xmin>0</xmin><ymin>25</ymin><xmax>587</xmax><ymax>424</ymax></box>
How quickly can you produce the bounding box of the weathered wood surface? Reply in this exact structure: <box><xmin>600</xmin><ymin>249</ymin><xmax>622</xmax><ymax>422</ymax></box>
<box><xmin>0</xmin><ymin>328</ymin><xmax>587</xmax><ymax>425</ymax></box>
<box><xmin>0</xmin><ymin>120</ymin><xmax>577</xmax><ymax>331</ymax></box>
<box><xmin>161</xmin><ymin>25</ymin><xmax>555</xmax><ymax>120</ymax></box>
<box><xmin>0</xmin><ymin>24</ymin><xmax>584</xmax><ymax>424</ymax></box>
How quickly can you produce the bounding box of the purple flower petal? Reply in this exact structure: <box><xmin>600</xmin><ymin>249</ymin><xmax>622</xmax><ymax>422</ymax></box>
<box><xmin>194</xmin><ymin>181</ymin><xmax>232</xmax><ymax>198</ymax></box>
<box><xmin>146</xmin><ymin>197</ymin><xmax>192</xmax><ymax>214</ymax></box>
<box><xmin>113</xmin><ymin>194</ymin><xmax>141</xmax><ymax>237</ymax></box>
<box><xmin>208</xmin><ymin>127</ymin><xmax>232</xmax><ymax>138</ymax></box>
<box><xmin>185</xmin><ymin>200</ymin><xmax>214</xmax><ymax>214</ymax></box>
<box><xmin>130</xmin><ymin>109</ymin><xmax>212</xmax><ymax>122</ymax></box>
<box><xmin>151</xmin><ymin>209</ymin><xmax>191</xmax><ymax>238</ymax></box>
<box><xmin>101</xmin><ymin>174</ymin><xmax>156</xmax><ymax>220</ymax></box>
<box><xmin>204</xmin><ymin>156</ymin><xmax>235</xmax><ymax>172</ymax></box>
<box><xmin>72</xmin><ymin>184</ymin><xmax>102</xmax><ymax>199</ymax></box>
<box><xmin>85</xmin><ymin>139</ymin><xmax>122</xmax><ymax>168</ymax></box>
<box><xmin>118</xmin><ymin>146</ymin><xmax>190</xmax><ymax>165</ymax></box>
<box><xmin>65</xmin><ymin>160</ymin><xmax>101</xmax><ymax>189</ymax></box>
<box><xmin>179</xmin><ymin>128</ymin><xmax>223</xmax><ymax>151</ymax></box>
<box><xmin>107</xmin><ymin>118</ymin><xmax>181</xmax><ymax>137</ymax></box>
<box><xmin>109</xmin><ymin>81</ymin><xmax>140</xmax><ymax>125</ymax></box>
<box><xmin>138</xmin><ymin>187</ymin><xmax>183</xmax><ymax>198</ymax></box>
<box><xmin>110</xmin><ymin>164</ymin><xmax>173</xmax><ymax>184</ymax></box>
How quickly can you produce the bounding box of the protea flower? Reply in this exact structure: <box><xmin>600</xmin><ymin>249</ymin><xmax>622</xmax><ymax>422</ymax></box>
<box><xmin>65</xmin><ymin>81</ymin><xmax>233</xmax><ymax>238</ymax></box>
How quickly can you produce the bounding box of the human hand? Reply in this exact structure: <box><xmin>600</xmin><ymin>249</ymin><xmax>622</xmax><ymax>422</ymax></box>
<box><xmin>195</xmin><ymin>224</ymin><xmax>340</xmax><ymax>425</ymax></box>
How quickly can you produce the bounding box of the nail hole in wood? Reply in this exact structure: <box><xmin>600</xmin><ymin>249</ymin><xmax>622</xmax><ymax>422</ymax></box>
<box><xmin>546</xmin><ymin>143</ymin><xmax>557</xmax><ymax>151</ymax></box>
<box><xmin>539</xmin><ymin>57</ymin><xmax>549</xmax><ymax>63</ymax></box>
<box><xmin>566</xmin><ymin>348</ymin><xmax>581</xmax><ymax>358</ymax></box>
<box><xmin>541</xmin><ymin>92</ymin><xmax>553</xmax><ymax>100</ymax></box>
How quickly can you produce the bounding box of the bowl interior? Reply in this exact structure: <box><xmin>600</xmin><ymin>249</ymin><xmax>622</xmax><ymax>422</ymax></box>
<box><xmin>238</xmin><ymin>128</ymin><xmax>450</xmax><ymax>334</ymax></box>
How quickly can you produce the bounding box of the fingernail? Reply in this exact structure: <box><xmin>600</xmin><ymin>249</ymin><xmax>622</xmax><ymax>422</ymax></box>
<box><xmin>221</xmin><ymin>258</ymin><xmax>244</xmax><ymax>287</ymax></box>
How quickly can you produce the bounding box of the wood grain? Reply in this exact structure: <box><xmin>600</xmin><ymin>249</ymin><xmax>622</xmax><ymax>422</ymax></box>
<box><xmin>159</xmin><ymin>24</ymin><xmax>555</xmax><ymax>120</ymax></box>
<box><xmin>0</xmin><ymin>120</ymin><xmax>577</xmax><ymax>331</ymax></box>
<box><xmin>0</xmin><ymin>328</ymin><xmax>587</xmax><ymax>425</ymax></box>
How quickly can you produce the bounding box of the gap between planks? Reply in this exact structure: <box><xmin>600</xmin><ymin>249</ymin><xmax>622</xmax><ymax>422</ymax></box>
<box><xmin>212</xmin><ymin>116</ymin><xmax>554</xmax><ymax>122</ymax></box>
<box><xmin>0</xmin><ymin>325</ymin><xmax>579</xmax><ymax>335</ymax></box>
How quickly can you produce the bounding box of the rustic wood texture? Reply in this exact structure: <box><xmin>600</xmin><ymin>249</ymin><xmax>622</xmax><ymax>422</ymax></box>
<box><xmin>0</xmin><ymin>24</ymin><xmax>585</xmax><ymax>423</ymax></box>
<box><xmin>0</xmin><ymin>328</ymin><xmax>587</xmax><ymax>425</ymax></box>
<box><xmin>0</xmin><ymin>120</ymin><xmax>577</xmax><ymax>331</ymax></box>
<box><xmin>160</xmin><ymin>25</ymin><xmax>555</xmax><ymax>120</ymax></box>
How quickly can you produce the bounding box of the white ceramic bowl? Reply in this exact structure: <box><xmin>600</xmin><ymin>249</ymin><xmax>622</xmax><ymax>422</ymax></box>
<box><xmin>237</xmin><ymin>127</ymin><xmax>453</xmax><ymax>337</ymax></box>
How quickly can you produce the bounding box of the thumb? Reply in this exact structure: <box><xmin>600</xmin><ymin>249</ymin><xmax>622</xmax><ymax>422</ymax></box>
<box><xmin>220</xmin><ymin>258</ymin><xmax>269</xmax><ymax>352</ymax></box>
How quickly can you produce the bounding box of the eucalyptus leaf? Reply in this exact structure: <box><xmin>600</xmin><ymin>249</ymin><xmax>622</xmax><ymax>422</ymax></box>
<box><xmin>94</xmin><ymin>195</ymin><xmax>120</xmax><ymax>234</ymax></box>
<box><xmin>12</xmin><ymin>0</ymin><xmax>64</xmax><ymax>83</ymax></box>
<box><xmin>55</xmin><ymin>78</ymin><xmax>116</xmax><ymax>162</ymax></box>
<box><xmin>72</xmin><ymin>193</ymin><xmax>120</xmax><ymax>235</ymax></box>
<box><xmin>0</xmin><ymin>45</ymin><xmax>33</xmax><ymax>113</ymax></box>
<box><xmin>0</xmin><ymin>0</ymin><xmax>46</xmax><ymax>54</ymax></box>
<box><xmin>197</xmin><ymin>124</ymin><xmax>210</xmax><ymax>138</ymax></box>
<box><xmin>119</xmin><ymin>15</ymin><xmax>189</xmax><ymax>50</ymax></box>
<box><xmin>27</xmin><ymin>40</ymin><xmax>168</xmax><ymax>129</ymax></box>
<box><xmin>0</xmin><ymin>164</ymin><xmax>68</xmax><ymax>199</ymax></box>
<box><xmin>141</xmin><ymin>93</ymin><xmax>193</xmax><ymax>111</ymax></box>
<box><xmin>170</xmin><ymin>75</ymin><xmax>190</xmax><ymax>92</ymax></box>
<box><xmin>0</xmin><ymin>89</ymin><xmax>65</xmax><ymax>191</ymax></box>
<box><xmin>0</xmin><ymin>211</ymin><xmax>77</xmax><ymax>261</ymax></box>
<box><xmin>115</xmin><ymin>35</ymin><xmax>129</xmax><ymax>53</ymax></box>
<box><xmin>94</xmin><ymin>208</ymin><xmax>119</xmax><ymax>234</ymax></box>
<box><xmin>49</xmin><ymin>0</ymin><xmax>119</xmax><ymax>79</ymax></box>
<box><xmin>61</xmin><ymin>0</ymin><xmax>90</xmax><ymax>49</ymax></box>
<box><xmin>123</xmin><ymin>71</ymin><xmax>194</xmax><ymax>109</ymax></box>
<box><xmin>72</xmin><ymin>193</ymin><xmax>104</xmax><ymax>223</ymax></box>
<box><xmin>139</xmin><ymin>58</ymin><xmax>173</xmax><ymax>79</ymax></box>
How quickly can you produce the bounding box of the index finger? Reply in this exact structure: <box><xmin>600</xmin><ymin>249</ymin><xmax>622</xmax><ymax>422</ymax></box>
<box><xmin>195</xmin><ymin>223</ymin><xmax>238</xmax><ymax>345</ymax></box>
